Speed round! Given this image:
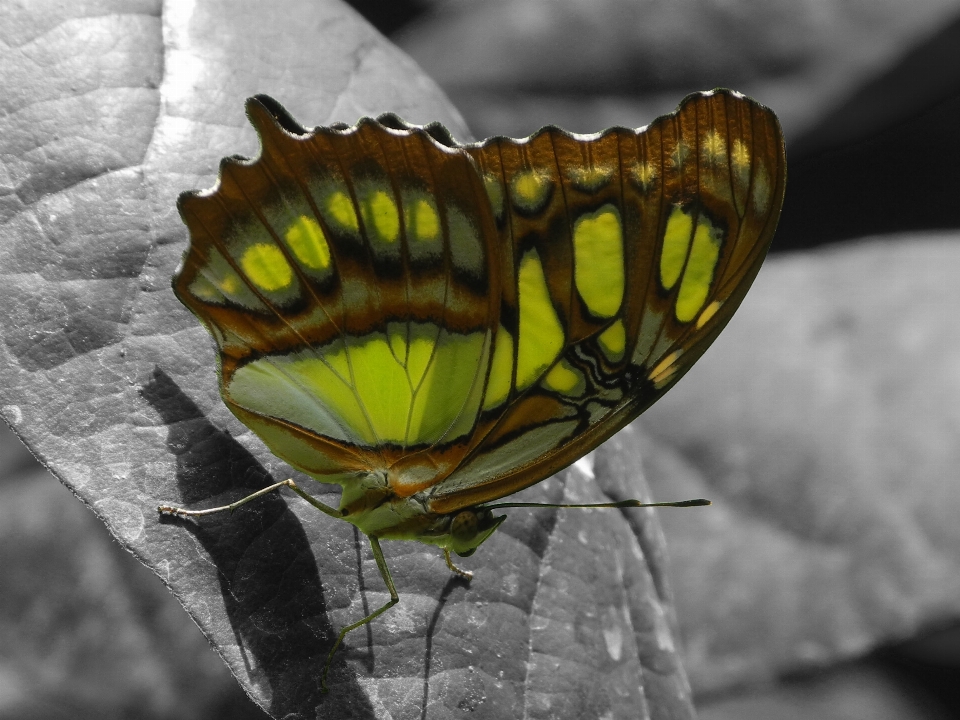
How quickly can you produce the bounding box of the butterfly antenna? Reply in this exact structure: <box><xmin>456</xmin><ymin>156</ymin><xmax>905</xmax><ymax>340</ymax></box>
<box><xmin>483</xmin><ymin>498</ymin><xmax>710</xmax><ymax>510</ymax></box>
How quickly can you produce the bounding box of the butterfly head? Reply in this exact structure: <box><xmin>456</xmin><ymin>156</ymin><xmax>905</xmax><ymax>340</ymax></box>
<box><xmin>342</xmin><ymin>491</ymin><xmax>506</xmax><ymax>558</ymax></box>
<box><xmin>443</xmin><ymin>507</ymin><xmax>507</xmax><ymax>558</ymax></box>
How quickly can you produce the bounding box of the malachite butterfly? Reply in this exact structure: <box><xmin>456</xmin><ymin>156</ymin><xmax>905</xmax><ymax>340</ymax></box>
<box><xmin>162</xmin><ymin>88</ymin><xmax>786</xmax><ymax>690</ymax></box>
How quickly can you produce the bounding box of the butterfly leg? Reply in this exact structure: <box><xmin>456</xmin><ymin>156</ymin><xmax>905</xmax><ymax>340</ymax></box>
<box><xmin>443</xmin><ymin>548</ymin><xmax>473</xmax><ymax>580</ymax></box>
<box><xmin>158</xmin><ymin>478</ymin><xmax>341</xmax><ymax>519</ymax></box>
<box><xmin>321</xmin><ymin>535</ymin><xmax>398</xmax><ymax>693</ymax></box>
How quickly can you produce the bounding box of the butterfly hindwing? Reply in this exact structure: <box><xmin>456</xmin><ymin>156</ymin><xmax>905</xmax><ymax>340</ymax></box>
<box><xmin>175</xmin><ymin>96</ymin><xmax>504</xmax><ymax>487</ymax></box>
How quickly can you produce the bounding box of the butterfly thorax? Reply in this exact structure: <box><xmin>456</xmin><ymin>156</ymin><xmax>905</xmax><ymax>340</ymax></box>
<box><xmin>337</xmin><ymin>472</ymin><xmax>505</xmax><ymax>556</ymax></box>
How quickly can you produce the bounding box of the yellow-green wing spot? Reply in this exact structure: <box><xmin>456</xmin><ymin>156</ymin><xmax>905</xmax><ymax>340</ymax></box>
<box><xmin>597</xmin><ymin>319</ymin><xmax>626</xmax><ymax>362</ymax></box>
<box><xmin>227</xmin><ymin>326</ymin><xmax>488</xmax><ymax>447</ymax></box>
<box><xmin>659</xmin><ymin>206</ymin><xmax>724</xmax><ymax>323</ymax></box>
<box><xmin>509</xmin><ymin>169</ymin><xmax>553</xmax><ymax>214</ymax></box>
<box><xmin>660</xmin><ymin>205</ymin><xmax>693</xmax><ymax>291</ymax></box>
<box><xmin>405</xmin><ymin>195</ymin><xmax>440</xmax><ymax>242</ymax></box>
<box><xmin>325</xmin><ymin>190</ymin><xmax>360</xmax><ymax>233</ymax></box>
<box><xmin>362</xmin><ymin>189</ymin><xmax>401</xmax><ymax>243</ymax></box>
<box><xmin>403</xmin><ymin>191</ymin><xmax>443</xmax><ymax>264</ymax></box>
<box><xmin>572</xmin><ymin>204</ymin><xmax>624</xmax><ymax>318</ymax></box>
<box><xmin>284</xmin><ymin>215</ymin><xmax>331</xmax><ymax>271</ymax></box>
<box><xmin>482</xmin><ymin>327</ymin><xmax>515</xmax><ymax>411</ymax></box>
<box><xmin>543</xmin><ymin>359</ymin><xmax>584</xmax><ymax>396</ymax></box>
<box><xmin>516</xmin><ymin>250</ymin><xmax>564</xmax><ymax>389</ymax></box>
<box><xmin>675</xmin><ymin>215</ymin><xmax>723</xmax><ymax>323</ymax></box>
<box><xmin>240</xmin><ymin>243</ymin><xmax>294</xmax><ymax>292</ymax></box>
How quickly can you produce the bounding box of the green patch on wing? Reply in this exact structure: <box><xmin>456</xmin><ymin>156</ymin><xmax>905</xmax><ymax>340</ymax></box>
<box><xmin>227</xmin><ymin>325</ymin><xmax>490</xmax><ymax>447</ymax></box>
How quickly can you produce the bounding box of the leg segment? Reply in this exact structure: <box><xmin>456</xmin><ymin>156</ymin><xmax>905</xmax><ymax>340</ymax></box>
<box><xmin>443</xmin><ymin>548</ymin><xmax>473</xmax><ymax>580</ymax></box>
<box><xmin>321</xmin><ymin>535</ymin><xmax>398</xmax><ymax>693</ymax></box>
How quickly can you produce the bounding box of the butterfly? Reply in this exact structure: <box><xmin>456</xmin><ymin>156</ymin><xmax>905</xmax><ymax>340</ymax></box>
<box><xmin>161</xmin><ymin>89</ymin><xmax>786</xmax><ymax>691</ymax></box>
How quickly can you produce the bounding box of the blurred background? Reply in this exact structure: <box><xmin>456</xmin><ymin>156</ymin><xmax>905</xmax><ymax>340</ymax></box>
<box><xmin>2</xmin><ymin>0</ymin><xmax>959</xmax><ymax>718</ymax></box>
<box><xmin>378</xmin><ymin>0</ymin><xmax>960</xmax><ymax>251</ymax></box>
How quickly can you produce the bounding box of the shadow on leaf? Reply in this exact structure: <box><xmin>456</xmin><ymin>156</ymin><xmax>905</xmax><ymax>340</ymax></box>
<box><xmin>142</xmin><ymin>367</ymin><xmax>379</xmax><ymax>718</ymax></box>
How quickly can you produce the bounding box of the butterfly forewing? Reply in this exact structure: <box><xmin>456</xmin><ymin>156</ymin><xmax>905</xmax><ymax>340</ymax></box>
<box><xmin>173</xmin><ymin>90</ymin><xmax>784</xmax><ymax>515</ymax></box>
<box><xmin>426</xmin><ymin>90</ymin><xmax>785</xmax><ymax>512</ymax></box>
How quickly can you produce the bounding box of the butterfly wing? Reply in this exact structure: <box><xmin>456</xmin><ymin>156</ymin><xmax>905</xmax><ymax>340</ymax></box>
<box><xmin>174</xmin><ymin>96</ymin><xmax>504</xmax><ymax>489</ymax></box>
<box><xmin>174</xmin><ymin>90</ymin><xmax>784</xmax><ymax>518</ymax></box>
<box><xmin>425</xmin><ymin>89</ymin><xmax>786</xmax><ymax>513</ymax></box>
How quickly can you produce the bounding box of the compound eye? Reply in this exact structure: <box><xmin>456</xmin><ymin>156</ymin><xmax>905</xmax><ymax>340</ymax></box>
<box><xmin>450</xmin><ymin>510</ymin><xmax>478</xmax><ymax>542</ymax></box>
